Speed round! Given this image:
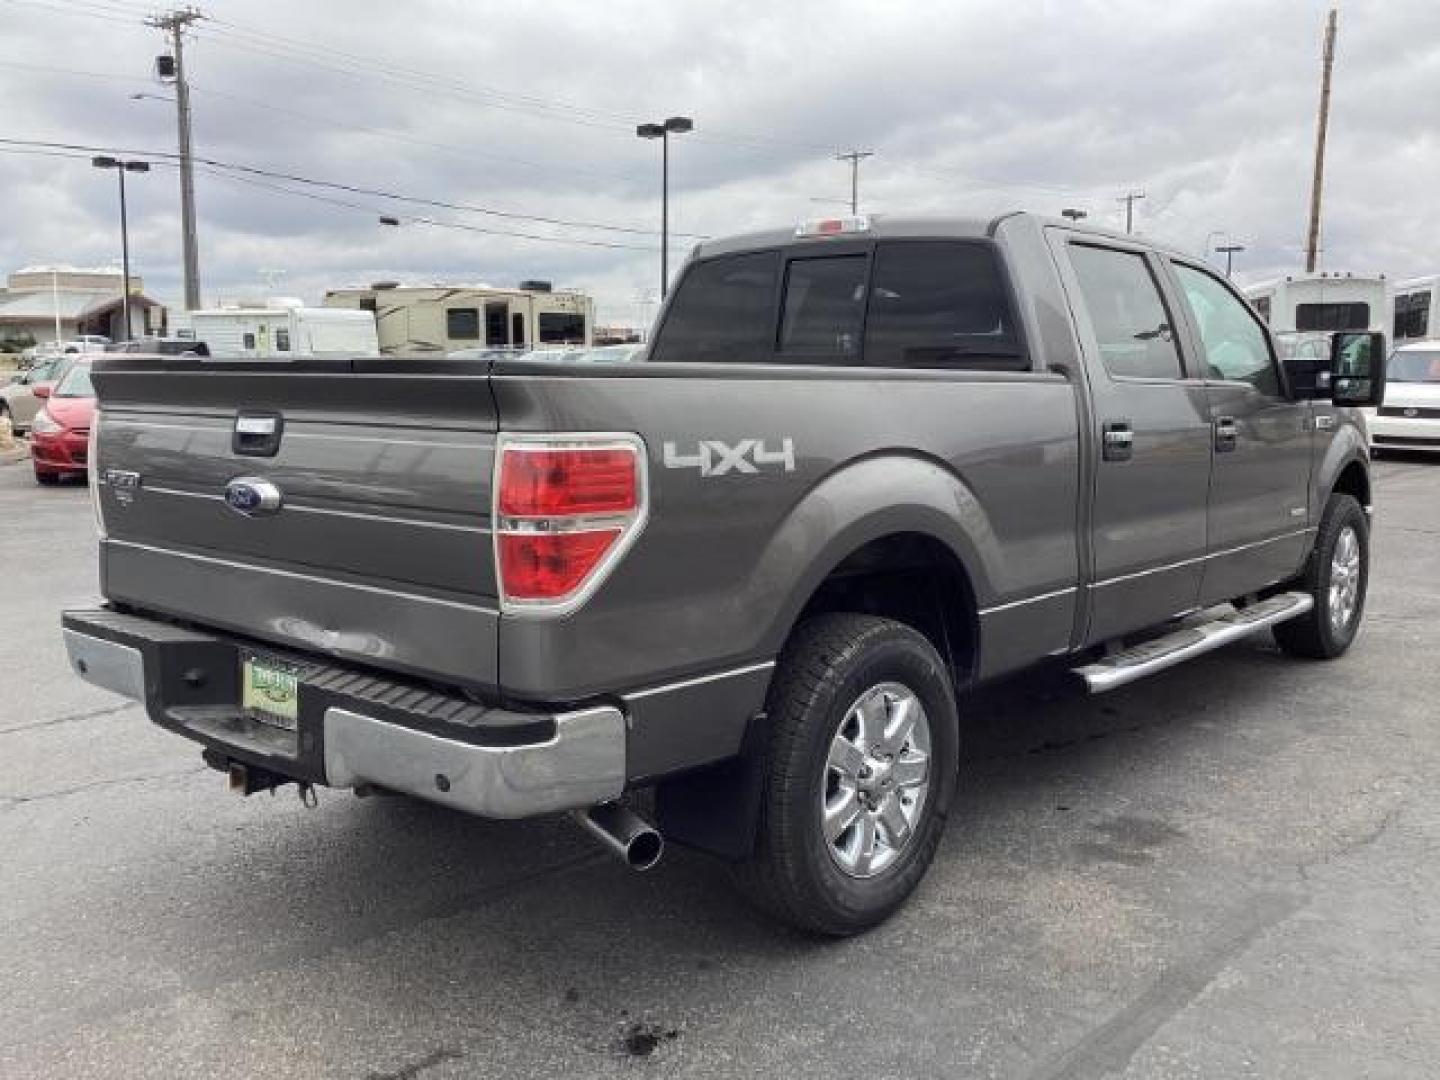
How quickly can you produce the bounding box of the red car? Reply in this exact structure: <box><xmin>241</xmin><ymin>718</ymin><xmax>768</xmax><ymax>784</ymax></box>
<box><xmin>30</xmin><ymin>360</ymin><xmax>95</xmax><ymax>485</ymax></box>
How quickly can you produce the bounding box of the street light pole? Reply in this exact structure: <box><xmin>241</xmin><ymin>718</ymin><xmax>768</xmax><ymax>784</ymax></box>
<box><xmin>637</xmin><ymin>116</ymin><xmax>693</xmax><ymax>299</ymax></box>
<box><xmin>1216</xmin><ymin>243</ymin><xmax>1246</xmax><ymax>277</ymax></box>
<box><xmin>92</xmin><ymin>156</ymin><xmax>151</xmax><ymax>341</ymax></box>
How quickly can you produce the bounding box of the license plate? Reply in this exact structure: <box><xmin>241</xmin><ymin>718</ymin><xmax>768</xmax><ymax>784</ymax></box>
<box><xmin>241</xmin><ymin>654</ymin><xmax>300</xmax><ymax>730</ymax></box>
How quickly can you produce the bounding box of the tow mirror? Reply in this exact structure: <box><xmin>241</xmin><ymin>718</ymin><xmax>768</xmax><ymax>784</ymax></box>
<box><xmin>1329</xmin><ymin>331</ymin><xmax>1386</xmax><ymax>407</ymax></box>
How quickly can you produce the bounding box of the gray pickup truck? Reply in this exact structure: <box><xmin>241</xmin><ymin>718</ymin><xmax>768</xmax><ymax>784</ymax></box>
<box><xmin>63</xmin><ymin>213</ymin><xmax>1385</xmax><ymax>935</ymax></box>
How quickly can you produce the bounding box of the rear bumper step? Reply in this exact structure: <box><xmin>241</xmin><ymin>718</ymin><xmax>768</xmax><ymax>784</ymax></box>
<box><xmin>1073</xmin><ymin>591</ymin><xmax>1314</xmax><ymax>693</ymax></box>
<box><xmin>61</xmin><ymin>607</ymin><xmax>625</xmax><ymax>819</ymax></box>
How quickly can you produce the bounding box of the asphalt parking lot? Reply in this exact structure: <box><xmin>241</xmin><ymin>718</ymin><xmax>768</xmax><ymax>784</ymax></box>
<box><xmin>2</xmin><ymin>455</ymin><xmax>1438</xmax><ymax>1080</ymax></box>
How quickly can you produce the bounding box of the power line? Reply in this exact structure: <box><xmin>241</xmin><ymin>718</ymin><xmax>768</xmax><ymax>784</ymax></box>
<box><xmin>0</xmin><ymin>140</ymin><xmax>690</xmax><ymax>253</ymax></box>
<box><xmin>0</xmin><ymin>137</ymin><xmax>707</xmax><ymax>239</ymax></box>
<box><xmin>0</xmin><ymin>60</ymin><xmax>650</xmax><ymax>185</ymax></box>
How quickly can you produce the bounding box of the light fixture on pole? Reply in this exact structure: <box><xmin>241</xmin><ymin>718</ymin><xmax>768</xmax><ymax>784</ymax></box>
<box><xmin>92</xmin><ymin>155</ymin><xmax>150</xmax><ymax>341</ymax></box>
<box><xmin>636</xmin><ymin>115</ymin><xmax>693</xmax><ymax>299</ymax></box>
<box><xmin>1216</xmin><ymin>243</ymin><xmax>1246</xmax><ymax>277</ymax></box>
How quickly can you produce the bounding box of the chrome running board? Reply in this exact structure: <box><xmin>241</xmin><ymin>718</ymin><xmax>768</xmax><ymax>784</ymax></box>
<box><xmin>1073</xmin><ymin>591</ymin><xmax>1314</xmax><ymax>693</ymax></box>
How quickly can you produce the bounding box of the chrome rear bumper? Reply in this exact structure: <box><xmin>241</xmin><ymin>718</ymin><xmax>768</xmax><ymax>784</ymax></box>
<box><xmin>62</xmin><ymin>607</ymin><xmax>626</xmax><ymax>819</ymax></box>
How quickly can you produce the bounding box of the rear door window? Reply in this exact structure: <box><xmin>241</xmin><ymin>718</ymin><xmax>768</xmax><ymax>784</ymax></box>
<box><xmin>778</xmin><ymin>255</ymin><xmax>868</xmax><ymax>359</ymax></box>
<box><xmin>650</xmin><ymin>251</ymin><xmax>778</xmax><ymax>364</ymax></box>
<box><xmin>864</xmin><ymin>241</ymin><xmax>1025</xmax><ymax>370</ymax></box>
<box><xmin>1067</xmin><ymin>245</ymin><xmax>1184</xmax><ymax>380</ymax></box>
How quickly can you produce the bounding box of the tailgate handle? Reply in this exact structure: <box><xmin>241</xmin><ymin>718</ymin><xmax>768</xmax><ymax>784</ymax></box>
<box><xmin>233</xmin><ymin>412</ymin><xmax>284</xmax><ymax>457</ymax></box>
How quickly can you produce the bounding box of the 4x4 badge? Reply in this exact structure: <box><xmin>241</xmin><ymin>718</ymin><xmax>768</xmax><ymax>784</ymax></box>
<box><xmin>662</xmin><ymin>438</ymin><xmax>796</xmax><ymax>477</ymax></box>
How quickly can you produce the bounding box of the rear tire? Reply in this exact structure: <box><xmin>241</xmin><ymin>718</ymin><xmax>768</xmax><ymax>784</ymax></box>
<box><xmin>733</xmin><ymin>613</ymin><xmax>959</xmax><ymax>936</ymax></box>
<box><xmin>1274</xmin><ymin>492</ymin><xmax>1368</xmax><ymax>659</ymax></box>
<box><xmin>34</xmin><ymin>468</ymin><xmax>61</xmax><ymax>486</ymax></box>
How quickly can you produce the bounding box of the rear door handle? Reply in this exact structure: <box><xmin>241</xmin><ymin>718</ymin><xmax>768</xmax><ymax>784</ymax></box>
<box><xmin>1214</xmin><ymin>416</ymin><xmax>1238</xmax><ymax>452</ymax></box>
<box><xmin>1102</xmin><ymin>420</ymin><xmax>1133</xmax><ymax>462</ymax></box>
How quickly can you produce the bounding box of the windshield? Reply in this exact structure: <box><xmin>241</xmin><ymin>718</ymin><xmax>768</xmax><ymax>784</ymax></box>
<box><xmin>1388</xmin><ymin>349</ymin><xmax>1440</xmax><ymax>384</ymax></box>
<box><xmin>54</xmin><ymin>362</ymin><xmax>94</xmax><ymax>397</ymax></box>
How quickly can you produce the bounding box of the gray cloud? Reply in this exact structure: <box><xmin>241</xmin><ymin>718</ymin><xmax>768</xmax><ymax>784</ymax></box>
<box><xmin>2</xmin><ymin>0</ymin><xmax>1436</xmax><ymax>324</ymax></box>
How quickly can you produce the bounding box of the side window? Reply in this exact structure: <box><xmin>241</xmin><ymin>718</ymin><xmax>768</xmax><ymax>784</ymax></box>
<box><xmin>649</xmin><ymin>252</ymin><xmax>778</xmax><ymax>364</ymax></box>
<box><xmin>242</xmin><ymin>332</ymin><xmax>256</xmax><ymax>350</ymax></box>
<box><xmin>779</xmin><ymin>255</ymin><xmax>867</xmax><ymax>358</ymax></box>
<box><xmin>1296</xmin><ymin>302</ymin><xmax>1369</xmax><ymax>332</ymax></box>
<box><xmin>863</xmin><ymin>241</ymin><xmax>1026</xmax><ymax>370</ymax></box>
<box><xmin>1173</xmin><ymin>264</ymin><xmax>1279</xmax><ymax>395</ymax></box>
<box><xmin>1394</xmin><ymin>291</ymin><xmax>1431</xmax><ymax>341</ymax></box>
<box><xmin>446</xmin><ymin>307</ymin><xmax>480</xmax><ymax>340</ymax></box>
<box><xmin>1067</xmin><ymin>245</ymin><xmax>1183</xmax><ymax>379</ymax></box>
<box><xmin>538</xmin><ymin>312</ymin><xmax>586</xmax><ymax>344</ymax></box>
<box><xmin>484</xmin><ymin>302</ymin><xmax>509</xmax><ymax>346</ymax></box>
<box><xmin>275</xmin><ymin>328</ymin><xmax>291</xmax><ymax>352</ymax></box>
<box><xmin>1253</xmin><ymin>295</ymin><xmax>1272</xmax><ymax>324</ymax></box>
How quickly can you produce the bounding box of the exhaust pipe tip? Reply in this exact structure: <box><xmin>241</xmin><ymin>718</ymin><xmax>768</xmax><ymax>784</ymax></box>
<box><xmin>624</xmin><ymin>828</ymin><xmax>664</xmax><ymax>872</ymax></box>
<box><xmin>574</xmin><ymin>803</ymin><xmax>664</xmax><ymax>872</ymax></box>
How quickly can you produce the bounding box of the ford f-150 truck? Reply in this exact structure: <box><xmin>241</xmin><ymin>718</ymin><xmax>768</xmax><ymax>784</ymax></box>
<box><xmin>63</xmin><ymin>213</ymin><xmax>1386</xmax><ymax>935</ymax></box>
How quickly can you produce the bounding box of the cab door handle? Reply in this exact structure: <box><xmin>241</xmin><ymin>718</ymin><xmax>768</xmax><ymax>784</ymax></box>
<box><xmin>1214</xmin><ymin>416</ymin><xmax>1238</xmax><ymax>452</ymax></box>
<box><xmin>1102</xmin><ymin>420</ymin><xmax>1133</xmax><ymax>462</ymax></box>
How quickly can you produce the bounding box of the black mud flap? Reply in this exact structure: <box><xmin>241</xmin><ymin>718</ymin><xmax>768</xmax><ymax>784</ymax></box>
<box><xmin>654</xmin><ymin>713</ymin><xmax>769</xmax><ymax>861</ymax></box>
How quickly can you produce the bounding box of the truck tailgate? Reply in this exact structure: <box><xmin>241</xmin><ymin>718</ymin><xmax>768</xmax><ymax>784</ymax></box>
<box><xmin>91</xmin><ymin>357</ymin><xmax>502</xmax><ymax>690</ymax></box>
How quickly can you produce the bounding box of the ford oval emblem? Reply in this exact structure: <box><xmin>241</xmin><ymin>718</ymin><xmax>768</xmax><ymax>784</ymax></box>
<box><xmin>223</xmin><ymin>476</ymin><xmax>283</xmax><ymax>516</ymax></box>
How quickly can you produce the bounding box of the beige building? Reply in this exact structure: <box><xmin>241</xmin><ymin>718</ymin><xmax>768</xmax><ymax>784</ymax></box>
<box><xmin>0</xmin><ymin>266</ymin><xmax>165</xmax><ymax>345</ymax></box>
<box><xmin>324</xmin><ymin>280</ymin><xmax>593</xmax><ymax>354</ymax></box>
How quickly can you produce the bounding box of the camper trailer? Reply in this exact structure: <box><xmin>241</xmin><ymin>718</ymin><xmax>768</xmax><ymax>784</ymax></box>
<box><xmin>1242</xmin><ymin>272</ymin><xmax>1389</xmax><ymax>335</ymax></box>
<box><xmin>323</xmin><ymin>280</ymin><xmax>593</xmax><ymax>354</ymax></box>
<box><xmin>1392</xmin><ymin>275</ymin><xmax>1439</xmax><ymax>344</ymax></box>
<box><xmin>170</xmin><ymin>299</ymin><xmax>379</xmax><ymax>358</ymax></box>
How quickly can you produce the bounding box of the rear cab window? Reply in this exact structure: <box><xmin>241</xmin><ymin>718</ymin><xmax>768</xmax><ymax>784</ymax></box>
<box><xmin>1065</xmin><ymin>244</ymin><xmax>1183</xmax><ymax>380</ymax></box>
<box><xmin>651</xmin><ymin>238</ymin><xmax>1028</xmax><ymax>370</ymax></box>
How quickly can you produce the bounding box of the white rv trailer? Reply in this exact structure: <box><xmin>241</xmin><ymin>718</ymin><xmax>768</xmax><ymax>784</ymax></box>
<box><xmin>170</xmin><ymin>298</ymin><xmax>379</xmax><ymax>358</ymax></box>
<box><xmin>322</xmin><ymin>280</ymin><xmax>593</xmax><ymax>355</ymax></box>
<box><xmin>1242</xmin><ymin>272</ymin><xmax>1389</xmax><ymax>335</ymax></box>
<box><xmin>1392</xmin><ymin>275</ymin><xmax>1440</xmax><ymax>344</ymax></box>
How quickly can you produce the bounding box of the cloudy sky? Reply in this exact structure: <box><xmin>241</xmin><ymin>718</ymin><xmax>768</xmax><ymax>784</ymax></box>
<box><xmin>2</xmin><ymin>0</ymin><xmax>1437</xmax><ymax>325</ymax></box>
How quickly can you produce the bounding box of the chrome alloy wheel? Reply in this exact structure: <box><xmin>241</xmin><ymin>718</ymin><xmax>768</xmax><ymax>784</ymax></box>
<box><xmin>821</xmin><ymin>681</ymin><xmax>932</xmax><ymax>879</ymax></box>
<box><xmin>1329</xmin><ymin>525</ymin><xmax>1362</xmax><ymax>631</ymax></box>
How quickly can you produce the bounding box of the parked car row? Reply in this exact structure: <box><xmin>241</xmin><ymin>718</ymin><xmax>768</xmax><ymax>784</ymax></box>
<box><xmin>30</xmin><ymin>358</ymin><xmax>95</xmax><ymax>485</ymax></box>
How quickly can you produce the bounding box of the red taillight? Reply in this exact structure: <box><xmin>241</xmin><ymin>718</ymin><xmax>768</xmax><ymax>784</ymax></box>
<box><xmin>494</xmin><ymin>437</ymin><xmax>646</xmax><ymax>610</ymax></box>
<box><xmin>498</xmin><ymin>530</ymin><xmax>621</xmax><ymax>600</ymax></box>
<box><xmin>498</xmin><ymin>447</ymin><xmax>638</xmax><ymax>517</ymax></box>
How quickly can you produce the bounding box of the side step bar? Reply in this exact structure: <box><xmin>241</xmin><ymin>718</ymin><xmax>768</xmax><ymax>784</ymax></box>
<box><xmin>1073</xmin><ymin>591</ymin><xmax>1314</xmax><ymax>693</ymax></box>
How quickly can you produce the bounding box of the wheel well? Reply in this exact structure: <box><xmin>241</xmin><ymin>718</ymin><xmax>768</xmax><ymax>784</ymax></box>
<box><xmin>795</xmin><ymin>533</ymin><xmax>978</xmax><ymax>686</ymax></box>
<box><xmin>1333</xmin><ymin>460</ymin><xmax>1370</xmax><ymax>508</ymax></box>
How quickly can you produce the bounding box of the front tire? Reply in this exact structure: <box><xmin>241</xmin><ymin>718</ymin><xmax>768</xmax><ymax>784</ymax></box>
<box><xmin>1274</xmin><ymin>492</ymin><xmax>1369</xmax><ymax>659</ymax></box>
<box><xmin>734</xmin><ymin>614</ymin><xmax>959</xmax><ymax>936</ymax></box>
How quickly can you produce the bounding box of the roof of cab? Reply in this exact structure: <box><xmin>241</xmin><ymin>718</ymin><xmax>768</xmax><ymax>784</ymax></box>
<box><xmin>690</xmin><ymin>211</ymin><xmax>1196</xmax><ymax>263</ymax></box>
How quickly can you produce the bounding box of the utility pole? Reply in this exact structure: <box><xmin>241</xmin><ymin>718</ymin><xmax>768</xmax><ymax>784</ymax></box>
<box><xmin>835</xmin><ymin>150</ymin><xmax>874</xmax><ymax>215</ymax></box>
<box><xmin>1305</xmin><ymin>7</ymin><xmax>1338</xmax><ymax>274</ymax></box>
<box><xmin>1117</xmin><ymin>191</ymin><xmax>1146</xmax><ymax>234</ymax></box>
<box><xmin>147</xmin><ymin>7</ymin><xmax>203</xmax><ymax>309</ymax></box>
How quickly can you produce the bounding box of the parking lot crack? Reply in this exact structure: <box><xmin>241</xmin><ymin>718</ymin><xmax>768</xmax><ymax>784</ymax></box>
<box><xmin>1297</xmin><ymin>801</ymin><xmax>1407</xmax><ymax>885</ymax></box>
<box><xmin>0</xmin><ymin>765</ymin><xmax>207</xmax><ymax>809</ymax></box>
<box><xmin>1026</xmin><ymin>891</ymin><xmax>1305</xmax><ymax>1080</ymax></box>
<box><xmin>0</xmin><ymin>701</ymin><xmax>138</xmax><ymax>737</ymax></box>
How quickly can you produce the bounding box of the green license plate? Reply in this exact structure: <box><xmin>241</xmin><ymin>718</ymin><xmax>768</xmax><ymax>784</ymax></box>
<box><xmin>241</xmin><ymin>654</ymin><xmax>300</xmax><ymax>730</ymax></box>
